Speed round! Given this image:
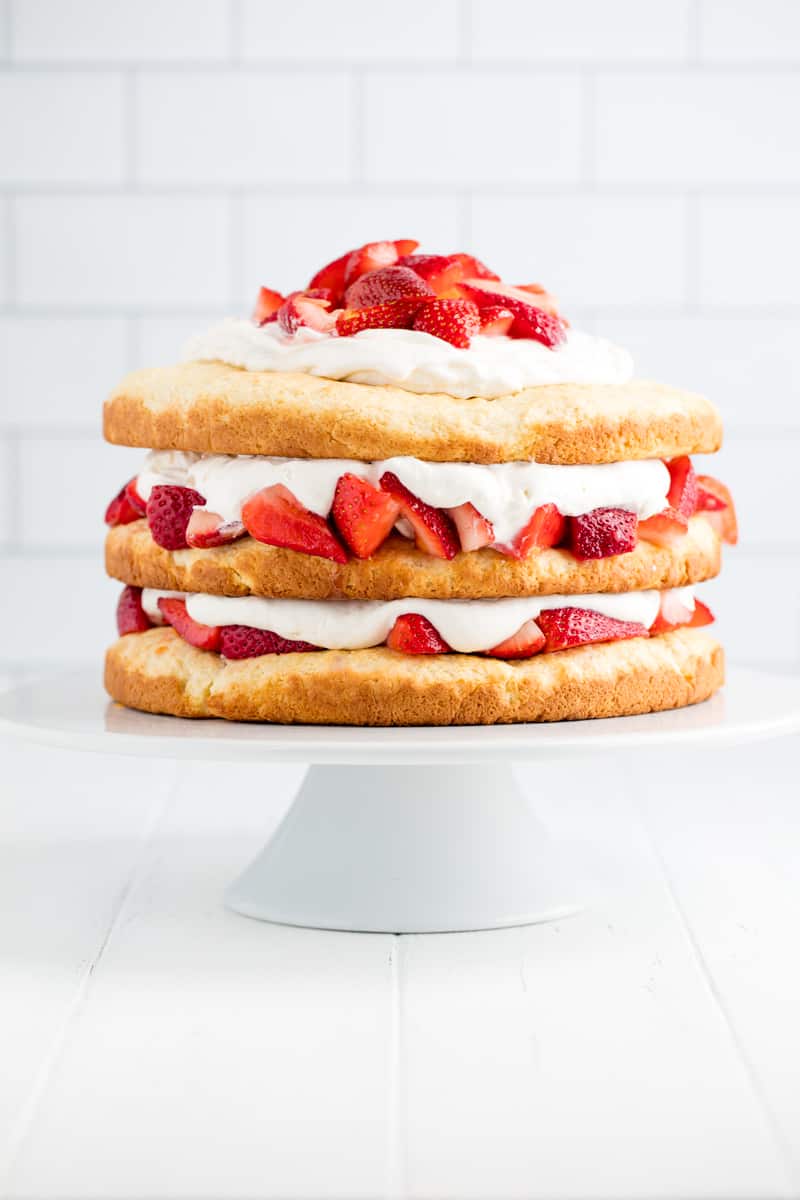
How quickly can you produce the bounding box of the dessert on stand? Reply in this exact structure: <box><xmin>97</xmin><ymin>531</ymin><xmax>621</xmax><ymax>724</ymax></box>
<box><xmin>101</xmin><ymin>237</ymin><xmax>737</xmax><ymax>725</ymax></box>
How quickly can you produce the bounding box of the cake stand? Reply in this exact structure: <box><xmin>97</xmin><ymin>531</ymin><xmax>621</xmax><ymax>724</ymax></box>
<box><xmin>2</xmin><ymin>668</ymin><xmax>799</xmax><ymax>933</ymax></box>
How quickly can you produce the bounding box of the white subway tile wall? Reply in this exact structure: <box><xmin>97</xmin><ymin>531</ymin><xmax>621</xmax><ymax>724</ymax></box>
<box><xmin>0</xmin><ymin>0</ymin><xmax>797</xmax><ymax>674</ymax></box>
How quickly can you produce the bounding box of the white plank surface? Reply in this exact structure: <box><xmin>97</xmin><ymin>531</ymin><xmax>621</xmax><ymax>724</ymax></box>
<box><xmin>0</xmin><ymin>741</ymin><xmax>799</xmax><ymax>1199</ymax></box>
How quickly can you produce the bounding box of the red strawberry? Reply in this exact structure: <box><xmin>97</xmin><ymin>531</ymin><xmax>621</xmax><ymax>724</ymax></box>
<box><xmin>308</xmin><ymin>250</ymin><xmax>351</xmax><ymax>304</ymax></box>
<box><xmin>496</xmin><ymin>503</ymin><xmax>565</xmax><ymax>559</ymax></box>
<box><xmin>186</xmin><ymin>509</ymin><xmax>245</xmax><ymax>549</ymax></box>
<box><xmin>146</xmin><ymin>485</ymin><xmax>205</xmax><ymax>550</ymax></box>
<box><xmin>511</xmin><ymin>282</ymin><xmax>560</xmax><ymax>314</ymax></box>
<box><xmin>651</xmin><ymin>591</ymin><xmax>715</xmax><ymax>634</ymax></box>
<box><xmin>336</xmin><ymin>297</ymin><xmax>427</xmax><ymax>336</ymax></box>
<box><xmin>344</xmin><ymin>265</ymin><xmax>433</xmax><ymax>309</ymax></box>
<box><xmin>637</xmin><ymin>509</ymin><xmax>688</xmax><ymax>547</ymax></box>
<box><xmin>397</xmin><ymin>253</ymin><xmax>466</xmax><ymax>298</ymax></box>
<box><xmin>450</xmin><ymin>253</ymin><xmax>500</xmax><ymax>281</ymax></box>
<box><xmin>536</xmin><ymin>607</ymin><xmax>649</xmax><ymax>652</ymax></box>
<box><xmin>105</xmin><ymin>478</ymin><xmax>145</xmax><ymax>526</ymax></box>
<box><xmin>413</xmin><ymin>298</ymin><xmax>480</xmax><ymax>349</ymax></box>
<box><xmin>379</xmin><ymin>472</ymin><xmax>459</xmax><ymax>560</ymax></box>
<box><xmin>666</xmin><ymin>456</ymin><xmax>698</xmax><ymax>520</ymax></box>
<box><xmin>116</xmin><ymin>585</ymin><xmax>152</xmax><ymax>636</ymax></box>
<box><xmin>393</xmin><ymin>238</ymin><xmax>419</xmax><ymax>257</ymax></box>
<box><xmin>486</xmin><ymin>619</ymin><xmax>546</xmax><ymax>659</ymax></box>
<box><xmin>332</xmin><ymin>473</ymin><xmax>401</xmax><ymax>559</ymax></box>
<box><xmin>343</xmin><ymin>240</ymin><xmax>399</xmax><ymax>288</ymax></box>
<box><xmin>478</xmin><ymin>305</ymin><xmax>514</xmax><ymax>337</ymax></box>
<box><xmin>695</xmin><ymin>475</ymin><xmax>738</xmax><ymax>545</ymax></box>
<box><xmin>157</xmin><ymin>597</ymin><xmax>221</xmax><ymax>652</ymax></box>
<box><xmin>241</xmin><ymin>484</ymin><xmax>347</xmax><ymax>563</ymax></box>
<box><xmin>570</xmin><ymin>507</ymin><xmax>638</xmax><ymax>561</ymax></box>
<box><xmin>252</xmin><ymin>286</ymin><xmax>285</xmax><ymax>325</ymax></box>
<box><xmin>447</xmin><ymin>502</ymin><xmax>495</xmax><ymax>551</ymax></box>
<box><xmin>278</xmin><ymin>293</ymin><xmax>337</xmax><ymax>335</ymax></box>
<box><xmin>219</xmin><ymin>625</ymin><xmax>319</xmax><ymax>659</ymax></box>
<box><xmin>460</xmin><ymin>280</ymin><xmax>566</xmax><ymax>346</ymax></box>
<box><xmin>386</xmin><ymin>613</ymin><xmax>450</xmax><ymax>655</ymax></box>
<box><xmin>461</xmin><ymin>277</ymin><xmax>559</xmax><ymax>314</ymax></box>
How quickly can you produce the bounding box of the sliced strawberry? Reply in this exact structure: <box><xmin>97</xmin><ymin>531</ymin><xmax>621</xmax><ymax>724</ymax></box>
<box><xmin>651</xmin><ymin>591</ymin><xmax>715</xmax><ymax>634</ymax></box>
<box><xmin>460</xmin><ymin>280</ymin><xmax>566</xmax><ymax>345</ymax></box>
<box><xmin>157</xmin><ymin>597</ymin><xmax>221</xmax><ymax>652</ymax></box>
<box><xmin>252</xmin><ymin>286</ymin><xmax>285</xmax><ymax>325</ymax></box>
<box><xmin>379</xmin><ymin>472</ymin><xmax>459</xmax><ymax>560</ymax></box>
<box><xmin>637</xmin><ymin>509</ymin><xmax>688</xmax><ymax>547</ymax></box>
<box><xmin>460</xmin><ymin>277</ymin><xmax>559</xmax><ymax>314</ymax></box>
<box><xmin>344</xmin><ymin>265</ymin><xmax>433</xmax><ymax>309</ymax></box>
<box><xmin>537</xmin><ymin>607</ymin><xmax>649</xmax><ymax>652</ymax></box>
<box><xmin>695</xmin><ymin>475</ymin><xmax>738</xmax><ymax>545</ymax></box>
<box><xmin>450</xmin><ymin>253</ymin><xmax>500</xmax><ymax>281</ymax></box>
<box><xmin>478</xmin><ymin>305</ymin><xmax>514</xmax><ymax>337</ymax></box>
<box><xmin>666</xmin><ymin>456</ymin><xmax>698</xmax><ymax>520</ymax></box>
<box><xmin>146</xmin><ymin>485</ymin><xmax>205</xmax><ymax>550</ymax></box>
<box><xmin>447</xmin><ymin>502</ymin><xmax>495</xmax><ymax>551</ymax></box>
<box><xmin>397</xmin><ymin>253</ymin><xmax>466</xmax><ymax>298</ymax></box>
<box><xmin>486</xmin><ymin>619</ymin><xmax>546</xmax><ymax>659</ymax></box>
<box><xmin>186</xmin><ymin>509</ymin><xmax>245</xmax><ymax>549</ymax></box>
<box><xmin>116</xmin><ymin>585</ymin><xmax>152</xmax><ymax>636</ymax></box>
<box><xmin>308</xmin><ymin>250</ymin><xmax>351</xmax><ymax>304</ymax></box>
<box><xmin>393</xmin><ymin>238</ymin><xmax>419</xmax><ymax>258</ymax></box>
<box><xmin>511</xmin><ymin>282</ymin><xmax>560</xmax><ymax>314</ymax></box>
<box><xmin>105</xmin><ymin>479</ymin><xmax>145</xmax><ymax>527</ymax></box>
<box><xmin>570</xmin><ymin>507</ymin><xmax>638</xmax><ymax>561</ymax></box>
<box><xmin>277</xmin><ymin>293</ymin><xmax>337</xmax><ymax>335</ymax></box>
<box><xmin>332</xmin><ymin>473</ymin><xmax>401</xmax><ymax>558</ymax></box>
<box><xmin>413</xmin><ymin>298</ymin><xmax>480</xmax><ymax>349</ymax></box>
<box><xmin>125</xmin><ymin>478</ymin><xmax>147</xmax><ymax>515</ymax></box>
<box><xmin>241</xmin><ymin>483</ymin><xmax>347</xmax><ymax>563</ymax></box>
<box><xmin>336</xmin><ymin>297</ymin><xmax>427</xmax><ymax>336</ymax></box>
<box><xmin>219</xmin><ymin>624</ymin><xmax>319</xmax><ymax>659</ymax></box>
<box><xmin>343</xmin><ymin>240</ymin><xmax>399</xmax><ymax>288</ymax></box>
<box><xmin>386</xmin><ymin>613</ymin><xmax>450</xmax><ymax>655</ymax></box>
<box><xmin>494</xmin><ymin>503</ymin><xmax>565</xmax><ymax>559</ymax></box>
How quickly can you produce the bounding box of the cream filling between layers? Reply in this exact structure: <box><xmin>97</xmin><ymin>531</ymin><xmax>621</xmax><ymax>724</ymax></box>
<box><xmin>183</xmin><ymin>321</ymin><xmax>634</xmax><ymax>399</ymax></box>
<box><xmin>141</xmin><ymin>588</ymin><xmax>695</xmax><ymax>654</ymax></box>
<box><xmin>136</xmin><ymin>451</ymin><xmax>671</xmax><ymax>546</ymax></box>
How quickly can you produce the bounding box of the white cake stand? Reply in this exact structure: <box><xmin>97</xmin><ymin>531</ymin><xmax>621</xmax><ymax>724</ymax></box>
<box><xmin>2</xmin><ymin>668</ymin><xmax>799</xmax><ymax>933</ymax></box>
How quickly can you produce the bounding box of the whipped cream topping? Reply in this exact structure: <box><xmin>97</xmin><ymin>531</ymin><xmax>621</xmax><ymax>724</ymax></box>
<box><xmin>183</xmin><ymin>320</ymin><xmax>634</xmax><ymax>400</ymax></box>
<box><xmin>141</xmin><ymin>587</ymin><xmax>694</xmax><ymax>654</ymax></box>
<box><xmin>136</xmin><ymin>451</ymin><xmax>670</xmax><ymax>545</ymax></box>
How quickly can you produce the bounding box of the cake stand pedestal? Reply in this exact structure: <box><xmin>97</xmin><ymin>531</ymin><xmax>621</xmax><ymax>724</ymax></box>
<box><xmin>1</xmin><ymin>668</ymin><xmax>799</xmax><ymax>933</ymax></box>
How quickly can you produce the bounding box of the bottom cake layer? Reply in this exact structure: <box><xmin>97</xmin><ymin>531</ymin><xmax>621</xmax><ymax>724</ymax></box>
<box><xmin>105</xmin><ymin>626</ymin><xmax>723</xmax><ymax>726</ymax></box>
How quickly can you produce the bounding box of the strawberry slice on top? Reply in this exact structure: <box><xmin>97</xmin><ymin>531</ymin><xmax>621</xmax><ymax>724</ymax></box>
<box><xmin>344</xmin><ymin>265</ymin><xmax>433</xmax><ymax>309</ymax></box>
<box><xmin>241</xmin><ymin>483</ymin><xmax>347</xmax><ymax>563</ymax></box>
<box><xmin>332</xmin><ymin>473</ymin><xmax>402</xmax><ymax>559</ymax></box>
<box><xmin>252</xmin><ymin>286</ymin><xmax>285</xmax><ymax>325</ymax></box>
<box><xmin>413</xmin><ymin>299</ymin><xmax>480</xmax><ymax>349</ymax></box>
<box><xmin>379</xmin><ymin>472</ymin><xmax>459</xmax><ymax>560</ymax></box>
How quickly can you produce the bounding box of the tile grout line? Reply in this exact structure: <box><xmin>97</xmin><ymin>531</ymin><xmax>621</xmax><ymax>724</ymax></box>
<box><xmin>385</xmin><ymin>934</ymin><xmax>408</xmax><ymax>1200</ymax></box>
<box><xmin>0</xmin><ymin>765</ymin><xmax>180</xmax><ymax>1190</ymax></box>
<box><xmin>636</xmin><ymin>791</ymin><xmax>800</xmax><ymax>1195</ymax></box>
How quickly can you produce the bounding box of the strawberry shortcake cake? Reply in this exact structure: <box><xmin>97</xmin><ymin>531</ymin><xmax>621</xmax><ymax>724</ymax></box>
<box><xmin>103</xmin><ymin>239</ymin><xmax>736</xmax><ymax>725</ymax></box>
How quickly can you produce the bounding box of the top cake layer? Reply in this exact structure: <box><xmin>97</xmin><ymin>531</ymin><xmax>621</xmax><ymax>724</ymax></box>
<box><xmin>104</xmin><ymin>362</ymin><xmax>722</xmax><ymax>465</ymax></box>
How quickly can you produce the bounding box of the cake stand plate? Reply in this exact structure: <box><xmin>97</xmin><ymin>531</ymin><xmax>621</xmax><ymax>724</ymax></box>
<box><xmin>2</xmin><ymin>668</ymin><xmax>799</xmax><ymax>933</ymax></box>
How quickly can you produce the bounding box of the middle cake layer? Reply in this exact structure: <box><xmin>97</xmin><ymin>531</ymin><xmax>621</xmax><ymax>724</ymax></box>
<box><xmin>107</xmin><ymin>516</ymin><xmax>720</xmax><ymax>601</ymax></box>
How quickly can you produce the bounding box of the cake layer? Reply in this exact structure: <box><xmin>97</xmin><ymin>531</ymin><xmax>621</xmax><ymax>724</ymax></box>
<box><xmin>106</xmin><ymin>516</ymin><xmax>720</xmax><ymax>601</ymax></box>
<box><xmin>104</xmin><ymin>362</ymin><xmax>722</xmax><ymax>465</ymax></box>
<box><xmin>104</xmin><ymin>627</ymin><xmax>724</xmax><ymax>726</ymax></box>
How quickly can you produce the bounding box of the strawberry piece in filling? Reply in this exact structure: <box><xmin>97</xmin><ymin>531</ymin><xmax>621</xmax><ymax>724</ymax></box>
<box><xmin>570</xmin><ymin>507</ymin><xmax>638</xmax><ymax>561</ymax></box>
<box><xmin>497</xmin><ymin>503</ymin><xmax>566</xmax><ymax>559</ymax></box>
<box><xmin>447</xmin><ymin>502</ymin><xmax>495</xmax><ymax>552</ymax></box>
<box><xmin>650</xmin><ymin>592</ymin><xmax>715</xmax><ymax>634</ymax></box>
<box><xmin>185</xmin><ymin>509</ymin><xmax>245</xmax><ymax>549</ymax></box>
<box><xmin>386</xmin><ymin>614</ymin><xmax>451</xmax><ymax>655</ymax></box>
<box><xmin>116</xmin><ymin>585</ymin><xmax>152</xmax><ymax>636</ymax></box>
<box><xmin>219</xmin><ymin>625</ymin><xmax>320</xmax><ymax>659</ymax></box>
<box><xmin>105</xmin><ymin>478</ymin><xmax>147</xmax><ymax>527</ymax></box>
<box><xmin>379</xmin><ymin>472</ymin><xmax>459</xmax><ymax>560</ymax></box>
<box><xmin>157</xmin><ymin>597</ymin><xmax>221</xmax><ymax>652</ymax></box>
<box><xmin>332</xmin><ymin>473</ymin><xmax>402</xmax><ymax>559</ymax></box>
<box><xmin>146</xmin><ymin>485</ymin><xmax>206</xmax><ymax>551</ymax></box>
<box><xmin>695</xmin><ymin>475</ymin><xmax>738</xmax><ymax>545</ymax></box>
<box><xmin>241</xmin><ymin>483</ymin><xmax>347</xmax><ymax>563</ymax></box>
<box><xmin>536</xmin><ymin>608</ymin><xmax>649</xmax><ymax>653</ymax></box>
<box><xmin>485</xmin><ymin>619</ymin><xmax>546</xmax><ymax>659</ymax></box>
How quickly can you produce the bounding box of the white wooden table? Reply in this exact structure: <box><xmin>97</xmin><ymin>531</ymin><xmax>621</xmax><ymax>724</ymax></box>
<box><xmin>1</xmin><ymin>687</ymin><xmax>799</xmax><ymax>1198</ymax></box>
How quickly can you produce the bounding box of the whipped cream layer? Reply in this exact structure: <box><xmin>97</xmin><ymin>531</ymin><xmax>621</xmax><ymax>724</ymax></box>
<box><xmin>141</xmin><ymin>588</ymin><xmax>693</xmax><ymax>654</ymax></box>
<box><xmin>184</xmin><ymin>320</ymin><xmax>634</xmax><ymax>399</ymax></box>
<box><xmin>137</xmin><ymin>451</ymin><xmax>670</xmax><ymax>545</ymax></box>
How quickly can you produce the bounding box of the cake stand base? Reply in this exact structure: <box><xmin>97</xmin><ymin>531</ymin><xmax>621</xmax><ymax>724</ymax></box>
<box><xmin>226</xmin><ymin>764</ymin><xmax>581</xmax><ymax>932</ymax></box>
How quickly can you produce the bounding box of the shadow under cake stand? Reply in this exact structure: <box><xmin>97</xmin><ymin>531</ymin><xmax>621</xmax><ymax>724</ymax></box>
<box><xmin>2</xmin><ymin>668</ymin><xmax>799</xmax><ymax>934</ymax></box>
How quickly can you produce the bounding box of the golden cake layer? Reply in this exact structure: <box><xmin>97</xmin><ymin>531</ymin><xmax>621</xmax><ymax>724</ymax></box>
<box><xmin>105</xmin><ymin>626</ymin><xmax>723</xmax><ymax>726</ymax></box>
<box><xmin>104</xmin><ymin>363</ymin><xmax>722</xmax><ymax>465</ymax></box>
